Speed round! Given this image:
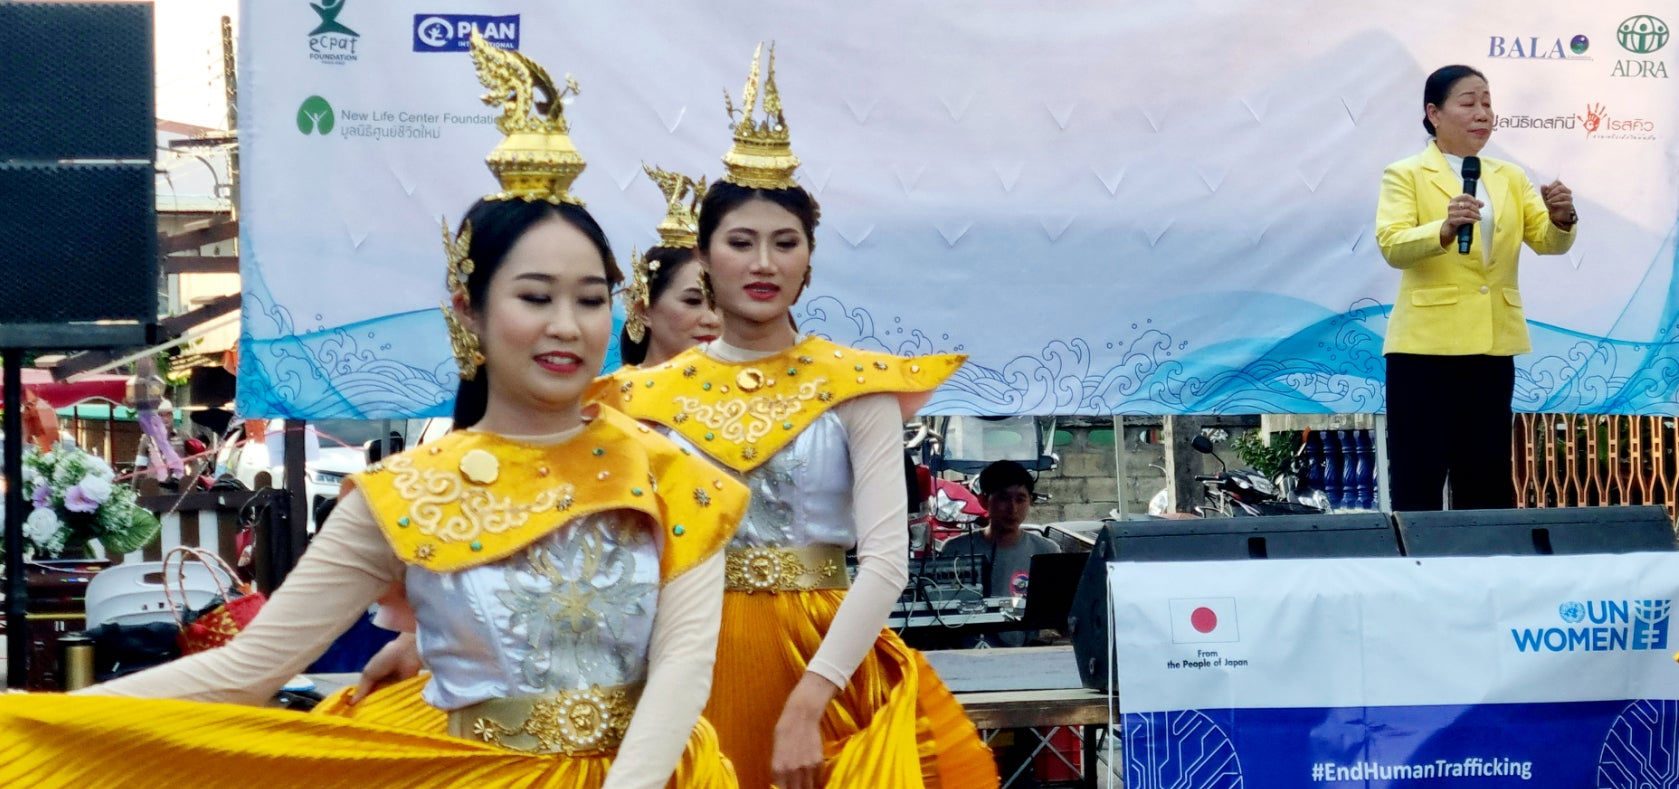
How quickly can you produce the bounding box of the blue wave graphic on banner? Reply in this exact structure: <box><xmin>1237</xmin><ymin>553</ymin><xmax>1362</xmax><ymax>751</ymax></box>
<box><xmin>237</xmin><ymin>279</ymin><xmax>456</xmax><ymax>419</ymax></box>
<box><xmin>239</xmin><ymin>228</ymin><xmax>1676</xmax><ymax>419</ymax></box>
<box><xmin>796</xmin><ymin>255</ymin><xmax>1679</xmax><ymax>417</ymax></box>
<box><xmin>236</xmin><ymin>263</ymin><xmax>625</xmax><ymax>419</ymax></box>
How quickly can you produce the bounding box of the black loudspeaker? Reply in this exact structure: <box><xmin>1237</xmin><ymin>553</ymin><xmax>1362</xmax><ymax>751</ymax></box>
<box><xmin>0</xmin><ymin>164</ymin><xmax>157</xmax><ymax>326</ymax></box>
<box><xmin>0</xmin><ymin>3</ymin><xmax>156</xmax><ymax>347</ymax></box>
<box><xmin>1396</xmin><ymin>505</ymin><xmax>1678</xmax><ymax>557</ymax></box>
<box><xmin>0</xmin><ymin>2</ymin><xmax>154</xmax><ymax>160</ymax></box>
<box><xmin>1068</xmin><ymin>513</ymin><xmax>1400</xmax><ymax>693</ymax></box>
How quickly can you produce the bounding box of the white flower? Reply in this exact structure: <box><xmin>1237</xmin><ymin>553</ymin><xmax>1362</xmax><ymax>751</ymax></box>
<box><xmin>84</xmin><ymin>456</ymin><xmax>115</xmax><ymax>480</ymax></box>
<box><xmin>53</xmin><ymin>460</ymin><xmax>81</xmax><ymax>488</ymax></box>
<box><xmin>24</xmin><ymin>508</ymin><xmax>62</xmax><ymax>543</ymax></box>
<box><xmin>77</xmin><ymin>474</ymin><xmax>114</xmax><ymax>504</ymax></box>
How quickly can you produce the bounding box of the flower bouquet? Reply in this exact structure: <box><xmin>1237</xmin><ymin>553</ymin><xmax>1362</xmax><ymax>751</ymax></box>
<box><xmin>8</xmin><ymin>442</ymin><xmax>162</xmax><ymax>559</ymax></box>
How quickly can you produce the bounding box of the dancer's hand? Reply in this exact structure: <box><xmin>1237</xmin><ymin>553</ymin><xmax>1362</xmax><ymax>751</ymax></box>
<box><xmin>772</xmin><ymin>673</ymin><xmax>839</xmax><ymax>789</ymax></box>
<box><xmin>350</xmin><ymin>632</ymin><xmax>421</xmax><ymax>704</ymax></box>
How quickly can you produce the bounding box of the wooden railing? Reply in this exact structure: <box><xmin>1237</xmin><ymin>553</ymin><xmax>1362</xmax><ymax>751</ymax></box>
<box><xmin>90</xmin><ymin>490</ymin><xmax>270</xmax><ymax>572</ymax></box>
<box><xmin>1514</xmin><ymin>414</ymin><xmax>1679</xmax><ymax>521</ymax></box>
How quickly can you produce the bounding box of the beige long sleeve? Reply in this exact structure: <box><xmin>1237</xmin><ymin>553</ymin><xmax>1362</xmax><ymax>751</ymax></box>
<box><xmin>87</xmin><ymin>490</ymin><xmax>403</xmax><ymax>704</ymax></box>
<box><xmin>804</xmin><ymin>393</ymin><xmax>911</xmax><ymax>690</ymax></box>
<box><xmin>603</xmin><ymin>551</ymin><xmax>726</xmax><ymax>789</ymax></box>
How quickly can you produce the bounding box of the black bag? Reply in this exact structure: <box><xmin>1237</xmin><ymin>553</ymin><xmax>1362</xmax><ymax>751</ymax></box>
<box><xmin>81</xmin><ymin>621</ymin><xmax>181</xmax><ymax>681</ymax></box>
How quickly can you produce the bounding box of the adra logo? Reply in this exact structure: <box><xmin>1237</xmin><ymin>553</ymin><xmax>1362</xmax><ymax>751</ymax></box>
<box><xmin>297</xmin><ymin>96</ymin><xmax>334</xmax><ymax>135</ymax></box>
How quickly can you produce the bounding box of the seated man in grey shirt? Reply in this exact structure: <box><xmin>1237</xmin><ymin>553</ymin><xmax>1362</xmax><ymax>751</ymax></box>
<box><xmin>938</xmin><ymin>460</ymin><xmax>1060</xmax><ymax>646</ymax></box>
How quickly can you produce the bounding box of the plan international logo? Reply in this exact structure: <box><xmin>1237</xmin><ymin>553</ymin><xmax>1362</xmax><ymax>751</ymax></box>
<box><xmin>1511</xmin><ymin>599</ymin><xmax>1671</xmax><ymax>652</ymax></box>
<box><xmin>413</xmin><ymin>14</ymin><xmax>521</xmax><ymax>52</ymax></box>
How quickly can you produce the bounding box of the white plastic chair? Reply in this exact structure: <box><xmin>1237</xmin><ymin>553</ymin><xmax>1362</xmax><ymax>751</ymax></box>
<box><xmin>84</xmin><ymin>560</ymin><xmax>233</xmax><ymax>627</ymax></box>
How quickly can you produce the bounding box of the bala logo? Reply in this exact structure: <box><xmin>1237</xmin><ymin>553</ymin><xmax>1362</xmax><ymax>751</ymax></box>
<box><xmin>1487</xmin><ymin>34</ymin><xmax>1592</xmax><ymax>60</ymax></box>
<box><xmin>1169</xmin><ymin>598</ymin><xmax>1239</xmax><ymax>644</ymax></box>
<box><xmin>413</xmin><ymin>14</ymin><xmax>520</xmax><ymax>52</ymax></box>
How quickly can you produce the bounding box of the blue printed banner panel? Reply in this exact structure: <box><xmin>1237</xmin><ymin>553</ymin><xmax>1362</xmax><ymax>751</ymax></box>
<box><xmin>1111</xmin><ymin>554</ymin><xmax>1679</xmax><ymax>789</ymax></box>
<box><xmin>1124</xmin><ymin>701</ymin><xmax>1679</xmax><ymax>788</ymax></box>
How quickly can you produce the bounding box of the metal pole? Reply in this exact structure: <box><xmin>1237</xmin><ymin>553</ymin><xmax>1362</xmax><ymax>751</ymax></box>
<box><xmin>283</xmin><ymin>420</ymin><xmax>309</xmax><ymax>578</ymax></box>
<box><xmin>1111</xmin><ymin>415</ymin><xmax>1126</xmax><ymax>520</ymax></box>
<box><xmin>4</xmin><ymin>351</ymin><xmax>29</xmax><ymax>687</ymax></box>
<box><xmin>220</xmin><ymin>15</ymin><xmax>240</xmax><ymax>217</ymax></box>
<box><xmin>1374</xmin><ymin>413</ymin><xmax>1392</xmax><ymax>512</ymax></box>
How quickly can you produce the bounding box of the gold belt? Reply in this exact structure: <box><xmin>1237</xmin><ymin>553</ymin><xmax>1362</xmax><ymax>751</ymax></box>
<box><xmin>724</xmin><ymin>544</ymin><xmax>849</xmax><ymax>593</ymax></box>
<box><xmin>448</xmin><ymin>683</ymin><xmax>643</xmax><ymax>755</ymax></box>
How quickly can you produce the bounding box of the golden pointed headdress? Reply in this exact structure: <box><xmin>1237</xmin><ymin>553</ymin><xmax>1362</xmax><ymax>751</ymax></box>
<box><xmin>624</xmin><ymin>166</ymin><xmax>708</xmax><ymax>343</ymax></box>
<box><xmin>720</xmin><ymin>43</ymin><xmax>800</xmax><ymax>190</ymax></box>
<box><xmin>440</xmin><ymin>35</ymin><xmax>587</xmax><ymax>380</ymax></box>
<box><xmin>645</xmin><ymin>164</ymin><xmax>707</xmax><ymax>249</ymax></box>
<box><xmin>469</xmin><ymin>31</ymin><xmax>586</xmax><ymax>205</ymax></box>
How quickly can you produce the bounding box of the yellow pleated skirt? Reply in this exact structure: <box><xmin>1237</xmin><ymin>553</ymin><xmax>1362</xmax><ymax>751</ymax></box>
<box><xmin>0</xmin><ymin>692</ymin><xmax>735</xmax><ymax>789</ymax></box>
<box><xmin>707</xmin><ymin>589</ymin><xmax>999</xmax><ymax>789</ymax></box>
<box><xmin>312</xmin><ymin>673</ymin><xmax>447</xmax><ymax>733</ymax></box>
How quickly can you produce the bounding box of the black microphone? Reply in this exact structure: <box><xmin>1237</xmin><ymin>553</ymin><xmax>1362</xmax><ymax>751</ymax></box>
<box><xmin>1457</xmin><ymin>156</ymin><xmax>1481</xmax><ymax>255</ymax></box>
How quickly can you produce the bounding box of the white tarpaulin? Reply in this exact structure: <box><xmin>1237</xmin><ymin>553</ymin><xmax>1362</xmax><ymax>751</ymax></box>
<box><xmin>1110</xmin><ymin>553</ymin><xmax>1679</xmax><ymax>787</ymax></box>
<box><xmin>235</xmin><ymin>1</ymin><xmax>1679</xmax><ymax>418</ymax></box>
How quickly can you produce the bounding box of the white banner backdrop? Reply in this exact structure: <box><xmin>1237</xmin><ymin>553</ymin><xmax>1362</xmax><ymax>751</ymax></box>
<box><xmin>236</xmin><ymin>1</ymin><xmax>1679</xmax><ymax>418</ymax></box>
<box><xmin>1110</xmin><ymin>553</ymin><xmax>1679</xmax><ymax>787</ymax></box>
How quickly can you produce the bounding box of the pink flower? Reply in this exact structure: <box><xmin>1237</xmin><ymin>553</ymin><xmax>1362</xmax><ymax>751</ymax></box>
<box><xmin>63</xmin><ymin>485</ymin><xmax>99</xmax><ymax>513</ymax></box>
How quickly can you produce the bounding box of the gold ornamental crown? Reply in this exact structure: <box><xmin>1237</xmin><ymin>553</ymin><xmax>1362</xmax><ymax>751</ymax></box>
<box><xmin>645</xmin><ymin>164</ymin><xmax>707</xmax><ymax>249</ymax></box>
<box><xmin>720</xmin><ymin>43</ymin><xmax>800</xmax><ymax>190</ymax></box>
<box><xmin>469</xmin><ymin>31</ymin><xmax>586</xmax><ymax>205</ymax></box>
<box><xmin>624</xmin><ymin>166</ymin><xmax>708</xmax><ymax>344</ymax></box>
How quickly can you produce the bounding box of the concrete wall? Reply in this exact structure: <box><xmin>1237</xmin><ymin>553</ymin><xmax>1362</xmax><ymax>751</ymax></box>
<box><xmin>1026</xmin><ymin>415</ymin><xmax>1261</xmax><ymax>522</ymax></box>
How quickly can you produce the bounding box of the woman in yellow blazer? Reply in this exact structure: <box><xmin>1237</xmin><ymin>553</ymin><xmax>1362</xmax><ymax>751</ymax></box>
<box><xmin>1375</xmin><ymin>64</ymin><xmax>1577</xmax><ymax>511</ymax></box>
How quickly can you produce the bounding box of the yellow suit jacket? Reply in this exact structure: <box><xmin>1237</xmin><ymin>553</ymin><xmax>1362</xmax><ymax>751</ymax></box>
<box><xmin>1375</xmin><ymin>141</ymin><xmax>1575</xmax><ymax>356</ymax></box>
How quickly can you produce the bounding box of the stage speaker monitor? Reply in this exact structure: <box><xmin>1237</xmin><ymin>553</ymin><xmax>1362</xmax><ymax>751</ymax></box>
<box><xmin>0</xmin><ymin>2</ymin><xmax>153</xmax><ymax>160</ymax></box>
<box><xmin>1068</xmin><ymin>512</ymin><xmax>1399</xmax><ymax>693</ymax></box>
<box><xmin>0</xmin><ymin>164</ymin><xmax>157</xmax><ymax>329</ymax></box>
<box><xmin>1395</xmin><ymin>505</ymin><xmax>1677</xmax><ymax>557</ymax></box>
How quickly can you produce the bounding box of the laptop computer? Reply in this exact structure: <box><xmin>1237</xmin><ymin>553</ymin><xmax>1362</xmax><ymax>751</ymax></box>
<box><xmin>1021</xmin><ymin>551</ymin><xmax>1088</xmax><ymax>632</ymax></box>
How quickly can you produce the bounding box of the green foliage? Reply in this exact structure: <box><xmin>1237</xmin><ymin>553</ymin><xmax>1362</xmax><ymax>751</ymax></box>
<box><xmin>1230</xmin><ymin>430</ymin><xmax>1300</xmax><ymax>478</ymax></box>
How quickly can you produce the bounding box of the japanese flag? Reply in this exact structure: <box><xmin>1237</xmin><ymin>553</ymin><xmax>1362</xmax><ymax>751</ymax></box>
<box><xmin>1169</xmin><ymin>597</ymin><xmax>1240</xmax><ymax>644</ymax></box>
